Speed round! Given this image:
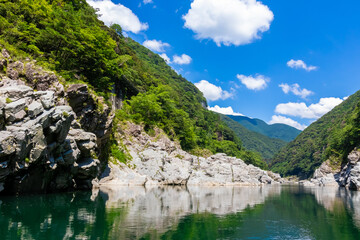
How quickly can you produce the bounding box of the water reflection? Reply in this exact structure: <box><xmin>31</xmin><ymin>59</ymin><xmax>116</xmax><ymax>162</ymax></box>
<box><xmin>304</xmin><ymin>186</ymin><xmax>360</xmax><ymax>228</ymax></box>
<box><xmin>96</xmin><ymin>186</ymin><xmax>281</xmax><ymax>239</ymax></box>
<box><xmin>0</xmin><ymin>186</ymin><xmax>360</xmax><ymax>239</ymax></box>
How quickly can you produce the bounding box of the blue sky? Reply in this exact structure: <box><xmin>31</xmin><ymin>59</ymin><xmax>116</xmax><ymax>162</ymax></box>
<box><xmin>87</xmin><ymin>0</ymin><xmax>360</xmax><ymax>130</ymax></box>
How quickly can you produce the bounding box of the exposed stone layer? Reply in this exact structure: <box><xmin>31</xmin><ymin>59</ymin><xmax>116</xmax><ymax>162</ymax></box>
<box><xmin>99</xmin><ymin>122</ymin><xmax>284</xmax><ymax>187</ymax></box>
<box><xmin>0</xmin><ymin>57</ymin><xmax>100</xmax><ymax>194</ymax></box>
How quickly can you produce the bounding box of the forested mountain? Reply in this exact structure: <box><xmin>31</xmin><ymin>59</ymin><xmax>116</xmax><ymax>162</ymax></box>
<box><xmin>271</xmin><ymin>90</ymin><xmax>360</xmax><ymax>178</ymax></box>
<box><xmin>220</xmin><ymin>115</ymin><xmax>287</xmax><ymax>161</ymax></box>
<box><xmin>227</xmin><ymin>115</ymin><xmax>301</xmax><ymax>142</ymax></box>
<box><xmin>0</xmin><ymin>0</ymin><xmax>267</xmax><ymax>168</ymax></box>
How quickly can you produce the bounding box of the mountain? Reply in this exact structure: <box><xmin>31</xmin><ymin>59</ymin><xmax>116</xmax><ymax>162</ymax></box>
<box><xmin>0</xmin><ymin>0</ymin><xmax>267</xmax><ymax>168</ymax></box>
<box><xmin>227</xmin><ymin>115</ymin><xmax>301</xmax><ymax>142</ymax></box>
<box><xmin>220</xmin><ymin>115</ymin><xmax>287</xmax><ymax>161</ymax></box>
<box><xmin>271</xmin><ymin>90</ymin><xmax>360</xmax><ymax>179</ymax></box>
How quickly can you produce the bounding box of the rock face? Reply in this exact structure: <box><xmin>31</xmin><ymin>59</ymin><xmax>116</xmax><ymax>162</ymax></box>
<box><xmin>100</xmin><ymin>122</ymin><xmax>284</xmax><ymax>187</ymax></box>
<box><xmin>301</xmin><ymin>148</ymin><xmax>360</xmax><ymax>190</ymax></box>
<box><xmin>0</xmin><ymin>74</ymin><xmax>100</xmax><ymax>194</ymax></box>
<box><xmin>66</xmin><ymin>84</ymin><xmax>113</xmax><ymax>160</ymax></box>
<box><xmin>338</xmin><ymin>149</ymin><xmax>360</xmax><ymax>190</ymax></box>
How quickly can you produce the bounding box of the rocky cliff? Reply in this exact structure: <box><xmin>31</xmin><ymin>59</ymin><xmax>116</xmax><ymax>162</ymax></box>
<box><xmin>301</xmin><ymin>148</ymin><xmax>360</xmax><ymax>190</ymax></box>
<box><xmin>0</xmin><ymin>49</ymin><xmax>107</xmax><ymax>194</ymax></box>
<box><xmin>99</xmin><ymin>122</ymin><xmax>284</xmax><ymax>187</ymax></box>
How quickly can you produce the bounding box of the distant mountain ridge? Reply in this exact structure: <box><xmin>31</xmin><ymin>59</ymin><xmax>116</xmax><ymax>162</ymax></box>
<box><xmin>227</xmin><ymin>115</ymin><xmax>301</xmax><ymax>142</ymax></box>
<box><xmin>220</xmin><ymin>115</ymin><xmax>287</xmax><ymax>161</ymax></box>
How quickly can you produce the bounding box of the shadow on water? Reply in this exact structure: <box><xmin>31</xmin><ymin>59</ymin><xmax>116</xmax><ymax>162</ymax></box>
<box><xmin>0</xmin><ymin>186</ymin><xmax>360</xmax><ymax>239</ymax></box>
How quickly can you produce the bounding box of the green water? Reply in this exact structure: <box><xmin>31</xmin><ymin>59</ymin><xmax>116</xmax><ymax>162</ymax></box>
<box><xmin>1</xmin><ymin>186</ymin><xmax>360</xmax><ymax>240</ymax></box>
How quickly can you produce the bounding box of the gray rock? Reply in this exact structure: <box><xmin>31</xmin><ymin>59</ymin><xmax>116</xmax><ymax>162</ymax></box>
<box><xmin>349</xmin><ymin>163</ymin><xmax>360</xmax><ymax>190</ymax></box>
<box><xmin>348</xmin><ymin>150</ymin><xmax>360</xmax><ymax>165</ymax></box>
<box><xmin>0</xmin><ymin>85</ymin><xmax>33</xmax><ymax>101</ymax></box>
<box><xmin>39</xmin><ymin>91</ymin><xmax>55</xmax><ymax>109</ymax></box>
<box><xmin>14</xmin><ymin>110</ymin><xmax>27</xmax><ymax>121</ymax></box>
<box><xmin>100</xmin><ymin>122</ymin><xmax>284</xmax><ymax>187</ymax></box>
<box><xmin>28</xmin><ymin>101</ymin><xmax>44</xmax><ymax>118</ymax></box>
<box><xmin>77</xmin><ymin>158</ymin><xmax>100</xmax><ymax>179</ymax></box>
<box><xmin>0</xmin><ymin>78</ymin><xmax>100</xmax><ymax>194</ymax></box>
<box><xmin>2</xmin><ymin>49</ymin><xmax>10</xmax><ymax>59</ymax></box>
<box><xmin>0</xmin><ymin>131</ymin><xmax>16</xmax><ymax>157</ymax></box>
<box><xmin>6</xmin><ymin>61</ymin><xmax>24</xmax><ymax>79</ymax></box>
<box><xmin>4</xmin><ymin>98</ymin><xmax>26</xmax><ymax>122</ymax></box>
<box><xmin>22</xmin><ymin>109</ymin><xmax>54</xmax><ymax>129</ymax></box>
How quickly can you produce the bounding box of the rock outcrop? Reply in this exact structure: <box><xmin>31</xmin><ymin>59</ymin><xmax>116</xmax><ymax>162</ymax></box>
<box><xmin>100</xmin><ymin>122</ymin><xmax>284</xmax><ymax>187</ymax></box>
<box><xmin>301</xmin><ymin>148</ymin><xmax>360</xmax><ymax>190</ymax></box>
<box><xmin>338</xmin><ymin>149</ymin><xmax>360</xmax><ymax>190</ymax></box>
<box><xmin>66</xmin><ymin>84</ymin><xmax>113</xmax><ymax>160</ymax></box>
<box><xmin>0</xmin><ymin>54</ymin><xmax>101</xmax><ymax>194</ymax></box>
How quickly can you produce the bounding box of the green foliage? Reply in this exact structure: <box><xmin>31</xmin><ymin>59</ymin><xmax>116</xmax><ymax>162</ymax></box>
<box><xmin>221</xmin><ymin>115</ymin><xmax>287</xmax><ymax>161</ymax></box>
<box><xmin>326</xmin><ymin>102</ymin><xmax>360</xmax><ymax>162</ymax></box>
<box><xmin>6</xmin><ymin>97</ymin><xmax>12</xmax><ymax>104</ymax></box>
<box><xmin>110</xmin><ymin>23</ymin><xmax>123</xmax><ymax>37</ymax></box>
<box><xmin>227</xmin><ymin>115</ymin><xmax>301</xmax><ymax>142</ymax></box>
<box><xmin>110</xmin><ymin>144</ymin><xmax>128</xmax><ymax>164</ymax></box>
<box><xmin>271</xmin><ymin>91</ymin><xmax>360</xmax><ymax>178</ymax></box>
<box><xmin>0</xmin><ymin>0</ymin><xmax>121</xmax><ymax>92</ymax></box>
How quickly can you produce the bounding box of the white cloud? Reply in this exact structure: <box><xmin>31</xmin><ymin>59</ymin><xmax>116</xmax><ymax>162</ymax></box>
<box><xmin>195</xmin><ymin>80</ymin><xmax>232</xmax><ymax>101</ymax></box>
<box><xmin>143</xmin><ymin>0</ymin><xmax>153</xmax><ymax>4</ymax></box>
<box><xmin>269</xmin><ymin>115</ymin><xmax>307</xmax><ymax>130</ymax></box>
<box><xmin>87</xmin><ymin>0</ymin><xmax>148</xmax><ymax>33</ymax></box>
<box><xmin>275</xmin><ymin>97</ymin><xmax>344</xmax><ymax>119</ymax></box>
<box><xmin>208</xmin><ymin>105</ymin><xmax>244</xmax><ymax>116</ymax></box>
<box><xmin>279</xmin><ymin>83</ymin><xmax>313</xmax><ymax>99</ymax></box>
<box><xmin>159</xmin><ymin>53</ymin><xmax>171</xmax><ymax>64</ymax></box>
<box><xmin>173</xmin><ymin>54</ymin><xmax>192</xmax><ymax>65</ymax></box>
<box><xmin>237</xmin><ymin>74</ymin><xmax>269</xmax><ymax>91</ymax></box>
<box><xmin>287</xmin><ymin>59</ymin><xmax>318</xmax><ymax>71</ymax></box>
<box><xmin>143</xmin><ymin>40</ymin><xmax>170</xmax><ymax>52</ymax></box>
<box><xmin>183</xmin><ymin>0</ymin><xmax>274</xmax><ymax>46</ymax></box>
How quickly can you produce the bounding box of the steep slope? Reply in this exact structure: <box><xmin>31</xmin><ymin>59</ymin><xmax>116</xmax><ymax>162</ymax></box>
<box><xmin>227</xmin><ymin>115</ymin><xmax>301</xmax><ymax>142</ymax></box>
<box><xmin>271</xmin><ymin>90</ymin><xmax>360</xmax><ymax>178</ymax></box>
<box><xmin>221</xmin><ymin>115</ymin><xmax>287</xmax><ymax>160</ymax></box>
<box><xmin>0</xmin><ymin>0</ymin><xmax>267</xmax><ymax>168</ymax></box>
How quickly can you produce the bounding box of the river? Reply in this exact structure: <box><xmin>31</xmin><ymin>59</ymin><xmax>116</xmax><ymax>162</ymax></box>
<box><xmin>1</xmin><ymin>185</ymin><xmax>360</xmax><ymax>239</ymax></box>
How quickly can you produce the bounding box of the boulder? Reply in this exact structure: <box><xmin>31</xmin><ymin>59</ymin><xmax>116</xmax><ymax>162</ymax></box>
<box><xmin>348</xmin><ymin>150</ymin><xmax>360</xmax><ymax>165</ymax></box>
<box><xmin>0</xmin><ymin>85</ymin><xmax>33</xmax><ymax>101</ymax></box>
<box><xmin>77</xmin><ymin>158</ymin><xmax>100</xmax><ymax>179</ymax></box>
<box><xmin>0</xmin><ymin>131</ymin><xmax>16</xmax><ymax>157</ymax></box>
<box><xmin>4</xmin><ymin>98</ymin><xmax>26</xmax><ymax>122</ymax></box>
<box><xmin>39</xmin><ymin>91</ymin><xmax>55</xmax><ymax>109</ymax></box>
<box><xmin>28</xmin><ymin>101</ymin><xmax>44</xmax><ymax>118</ymax></box>
<box><xmin>6</xmin><ymin>61</ymin><xmax>24</xmax><ymax>80</ymax></box>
